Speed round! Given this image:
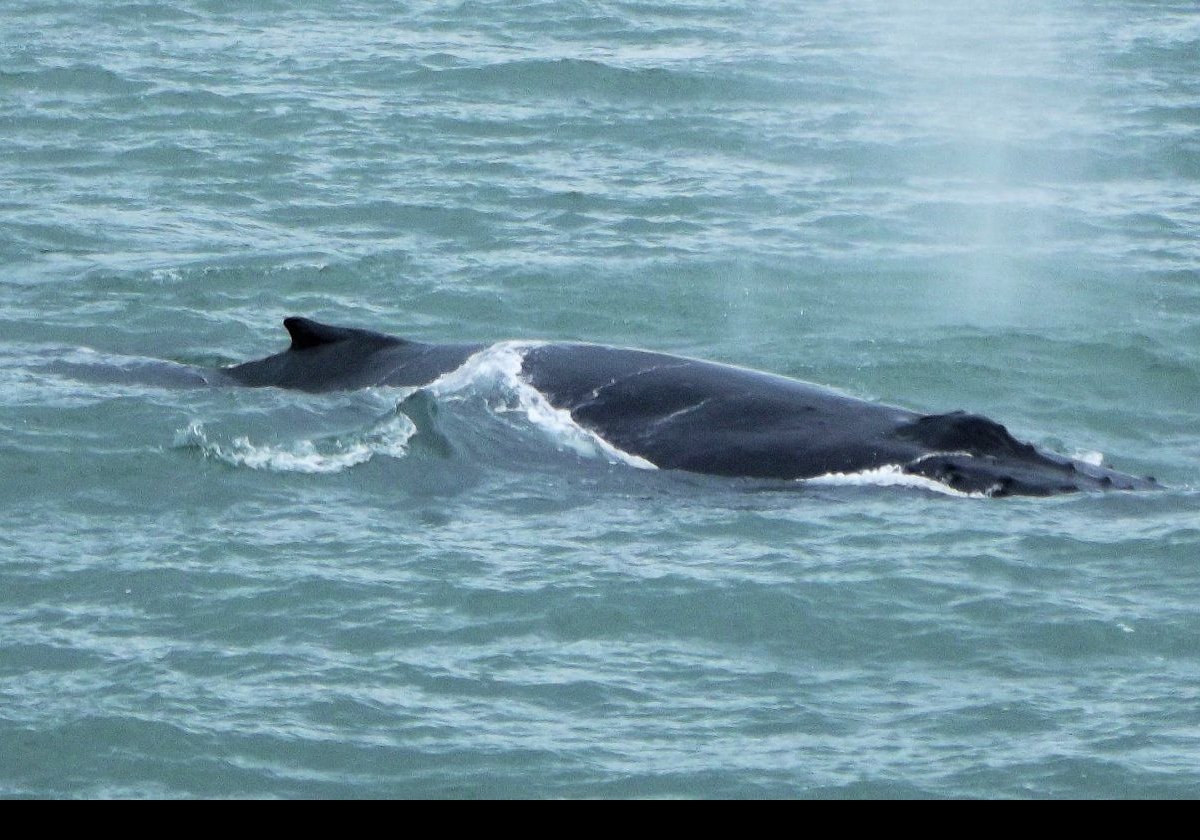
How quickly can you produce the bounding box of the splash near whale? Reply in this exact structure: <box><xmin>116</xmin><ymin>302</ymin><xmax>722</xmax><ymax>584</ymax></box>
<box><xmin>211</xmin><ymin>317</ymin><xmax>1157</xmax><ymax>498</ymax></box>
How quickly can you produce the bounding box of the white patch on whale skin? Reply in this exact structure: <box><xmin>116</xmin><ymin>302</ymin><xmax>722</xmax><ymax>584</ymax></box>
<box><xmin>428</xmin><ymin>341</ymin><xmax>658</xmax><ymax>470</ymax></box>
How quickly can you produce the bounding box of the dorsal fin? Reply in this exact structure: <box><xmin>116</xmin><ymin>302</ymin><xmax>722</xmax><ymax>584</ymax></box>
<box><xmin>282</xmin><ymin>317</ymin><xmax>402</xmax><ymax>351</ymax></box>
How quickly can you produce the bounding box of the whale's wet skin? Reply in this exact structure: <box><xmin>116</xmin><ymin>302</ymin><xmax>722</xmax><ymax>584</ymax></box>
<box><xmin>206</xmin><ymin>317</ymin><xmax>1156</xmax><ymax>498</ymax></box>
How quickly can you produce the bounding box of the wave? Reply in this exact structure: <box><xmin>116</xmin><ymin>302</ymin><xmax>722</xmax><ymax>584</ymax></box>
<box><xmin>402</xmin><ymin>57</ymin><xmax>790</xmax><ymax>105</ymax></box>
<box><xmin>175</xmin><ymin>413</ymin><xmax>416</xmax><ymax>474</ymax></box>
<box><xmin>428</xmin><ymin>342</ymin><xmax>657</xmax><ymax>470</ymax></box>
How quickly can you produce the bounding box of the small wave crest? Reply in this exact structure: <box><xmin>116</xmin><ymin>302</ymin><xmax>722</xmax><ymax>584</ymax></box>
<box><xmin>175</xmin><ymin>413</ymin><xmax>416</xmax><ymax>474</ymax></box>
<box><xmin>1073</xmin><ymin>450</ymin><xmax>1105</xmax><ymax>467</ymax></box>
<box><xmin>427</xmin><ymin>342</ymin><xmax>657</xmax><ymax>470</ymax></box>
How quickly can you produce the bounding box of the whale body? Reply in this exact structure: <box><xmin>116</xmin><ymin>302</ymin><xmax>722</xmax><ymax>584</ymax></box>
<box><xmin>213</xmin><ymin>317</ymin><xmax>1157</xmax><ymax>497</ymax></box>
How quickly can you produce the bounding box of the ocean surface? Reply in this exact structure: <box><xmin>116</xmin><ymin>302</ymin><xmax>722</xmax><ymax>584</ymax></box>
<box><xmin>2</xmin><ymin>0</ymin><xmax>1199</xmax><ymax>798</ymax></box>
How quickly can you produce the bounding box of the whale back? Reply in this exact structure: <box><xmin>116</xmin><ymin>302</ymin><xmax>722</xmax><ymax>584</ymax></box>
<box><xmin>214</xmin><ymin>318</ymin><xmax>1158</xmax><ymax>496</ymax></box>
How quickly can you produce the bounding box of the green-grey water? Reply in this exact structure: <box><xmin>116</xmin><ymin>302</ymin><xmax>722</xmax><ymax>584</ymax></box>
<box><xmin>2</xmin><ymin>0</ymin><xmax>1199</xmax><ymax>797</ymax></box>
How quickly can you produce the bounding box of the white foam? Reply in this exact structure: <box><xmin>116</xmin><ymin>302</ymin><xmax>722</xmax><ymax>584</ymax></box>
<box><xmin>428</xmin><ymin>342</ymin><xmax>657</xmax><ymax>470</ymax></box>
<box><xmin>1073</xmin><ymin>449</ymin><xmax>1105</xmax><ymax>467</ymax></box>
<box><xmin>176</xmin><ymin>413</ymin><xmax>417</xmax><ymax>474</ymax></box>
<box><xmin>803</xmin><ymin>464</ymin><xmax>992</xmax><ymax>498</ymax></box>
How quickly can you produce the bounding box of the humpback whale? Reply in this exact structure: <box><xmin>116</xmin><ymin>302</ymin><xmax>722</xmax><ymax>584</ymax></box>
<box><xmin>213</xmin><ymin>317</ymin><xmax>1157</xmax><ymax>497</ymax></box>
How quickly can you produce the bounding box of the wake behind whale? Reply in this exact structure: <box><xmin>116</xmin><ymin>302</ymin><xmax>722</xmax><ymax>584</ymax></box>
<box><xmin>206</xmin><ymin>317</ymin><xmax>1157</xmax><ymax>498</ymax></box>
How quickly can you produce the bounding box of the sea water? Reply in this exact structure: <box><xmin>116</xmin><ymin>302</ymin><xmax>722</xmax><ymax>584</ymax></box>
<box><xmin>2</xmin><ymin>0</ymin><xmax>1199</xmax><ymax>797</ymax></box>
